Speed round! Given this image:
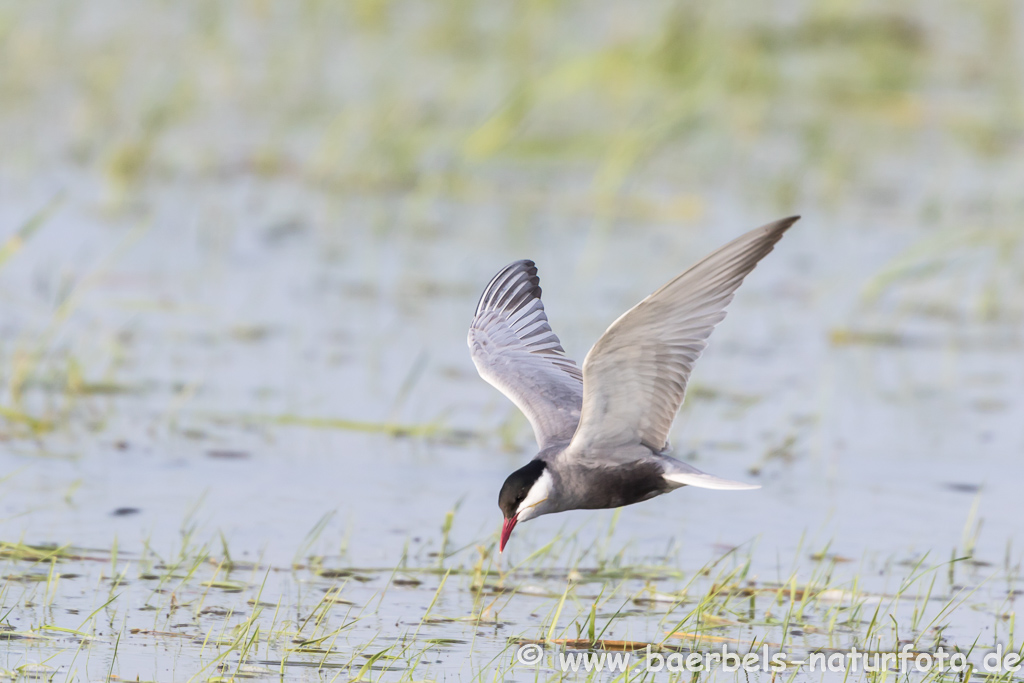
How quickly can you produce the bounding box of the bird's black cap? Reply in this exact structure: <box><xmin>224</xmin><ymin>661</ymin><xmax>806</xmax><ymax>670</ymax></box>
<box><xmin>498</xmin><ymin>460</ymin><xmax>547</xmax><ymax>519</ymax></box>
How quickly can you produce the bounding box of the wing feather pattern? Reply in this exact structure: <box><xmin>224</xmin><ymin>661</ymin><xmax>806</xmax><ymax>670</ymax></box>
<box><xmin>566</xmin><ymin>216</ymin><xmax>799</xmax><ymax>456</ymax></box>
<box><xmin>468</xmin><ymin>260</ymin><xmax>583</xmax><ymax>448</ymax></box>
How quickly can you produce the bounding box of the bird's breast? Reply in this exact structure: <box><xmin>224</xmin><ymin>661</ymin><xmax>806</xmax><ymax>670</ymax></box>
<box><xmin>564</xmin><ymin>460</ymin><xmax>670</xmax><ymax>511</ymax></box>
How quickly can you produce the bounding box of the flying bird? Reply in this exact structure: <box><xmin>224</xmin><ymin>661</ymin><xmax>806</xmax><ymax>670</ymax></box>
<box><xmin>468</xmin><ymin>217</ymin><xmax>799</xmax><ymax>552</ymax></box>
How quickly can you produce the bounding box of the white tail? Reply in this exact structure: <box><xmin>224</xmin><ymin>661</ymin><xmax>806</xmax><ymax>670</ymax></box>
<box><xmin>662</xmin><ymin>470</ymin><xmax>760</xmax><ymax>490</ymax></box>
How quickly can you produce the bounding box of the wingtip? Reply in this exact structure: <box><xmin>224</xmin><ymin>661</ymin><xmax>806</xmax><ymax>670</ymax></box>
<box><xmin>751</xmin><ymin>215</ymin><xmax>799</xmax><ymax>246</ymax></box>
<box><xmin>474</xmin><ymin>259</ymin><xmax>542</xmax><ymax>316</ymax></box>
<box><xmin>768</xmin><ymin>215</ymin><xmax>800</xmax><ymax>232</ymax></box>
<box><xmin>507</xmin><ymin>258</ymin><xmax>537</xmax><ymax>273</ymax></box>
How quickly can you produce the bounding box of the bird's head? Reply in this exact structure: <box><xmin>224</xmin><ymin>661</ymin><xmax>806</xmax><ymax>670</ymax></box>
<box><xmin>497</xmin><ymin>459</ymin><xmax>554</xmax><ymax>553</ymax></box>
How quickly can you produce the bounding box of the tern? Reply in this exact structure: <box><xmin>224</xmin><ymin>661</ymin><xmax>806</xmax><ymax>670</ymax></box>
<box><xmin>468</xmin><ymin>216</ymin><xmax>799</xmax><ymax>552</ymax></box>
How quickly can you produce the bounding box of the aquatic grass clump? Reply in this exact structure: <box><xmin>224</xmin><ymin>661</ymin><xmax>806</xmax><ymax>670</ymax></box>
<box><xmin>0</xmin><ymin>517</ymin><xmax>1018</xmax><ymax>681</ymax></box>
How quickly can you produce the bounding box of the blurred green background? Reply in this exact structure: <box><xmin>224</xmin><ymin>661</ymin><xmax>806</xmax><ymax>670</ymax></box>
<box><xmin>2</xmin><ymin>1</ymin><xmax>1021</xmax><ymax>321</ymax></box>
<box><xmin>1</xmin><ymin>1</ymin><xmax>1019</xmax><ymax>214</ymax></box>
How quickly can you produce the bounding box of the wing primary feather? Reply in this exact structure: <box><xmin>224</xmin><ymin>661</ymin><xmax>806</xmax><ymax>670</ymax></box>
<box><xmin>566</xmin><ymin>216</ymin><xmax>798</xmax><ymax>457</ymax></box>
<box><xmin>469</xmin><ymin>260</ymin><xmax>584</xmax><ymax>448</ymax></box>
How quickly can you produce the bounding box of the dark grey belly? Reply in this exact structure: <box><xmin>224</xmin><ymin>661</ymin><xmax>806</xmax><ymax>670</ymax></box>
<box><xmin>570</xmin><ymin>461</ymin><xmax>670</xmax><ymax>510</ymax></box>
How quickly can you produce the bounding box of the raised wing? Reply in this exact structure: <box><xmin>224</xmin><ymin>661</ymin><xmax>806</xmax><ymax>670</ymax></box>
<box><xmin>468</xmin><ymin>260</ymin><xmax>583</xmax><ymax>449</ymax></box>
<box><xmin>566</xmin><ymin>216</ymin><xmax>798</xmax><ymax>455</ymax></box>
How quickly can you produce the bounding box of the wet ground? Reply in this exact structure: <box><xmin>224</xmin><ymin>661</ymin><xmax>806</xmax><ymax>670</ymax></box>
<box><xmin>0</xmin><ymin>1</ymin><xmax>1022</xmax><ymax>680</ymax></box>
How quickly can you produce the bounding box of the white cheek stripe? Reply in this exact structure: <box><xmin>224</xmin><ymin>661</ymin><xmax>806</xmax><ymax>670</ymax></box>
<box><xmin>517</xmin><ymin>469</ymin><xmax>553</xmax><ymax>519</ymax></box>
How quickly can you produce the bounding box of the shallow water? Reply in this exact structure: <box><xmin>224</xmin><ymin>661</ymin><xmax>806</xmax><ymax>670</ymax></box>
<box><xmin>0</xmin><ymin>178</ymin><xmax>1019</xmax><ymax>681</ymax></box>
<box><xmin>1</xmin><ymin>1</ymin><xmax>1023</xmax><ymax>680</ymax></box>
